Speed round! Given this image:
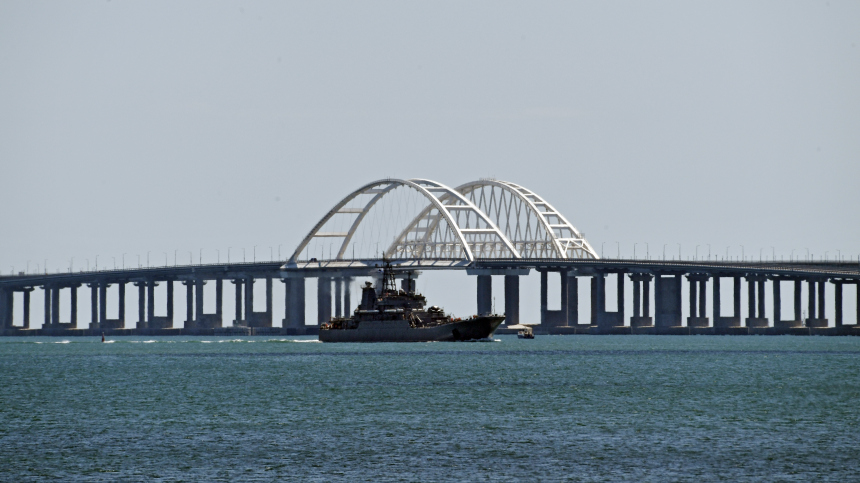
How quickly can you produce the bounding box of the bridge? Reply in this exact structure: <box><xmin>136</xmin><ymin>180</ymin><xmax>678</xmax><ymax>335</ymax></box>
<box><xmin>2</xmin><ymin>178</ymin><xmax>859</xmax><ymax>336</ymax></box>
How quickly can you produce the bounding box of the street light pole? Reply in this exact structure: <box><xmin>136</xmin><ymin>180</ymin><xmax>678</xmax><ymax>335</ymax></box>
<box><xmin>663</xmin><ymin>244</ymin><xmax>667</xmax><ymax>260</ymax></box>
<box><xmin>122</xmin><ymin>253</ymin><xmax>126</xmax><ymax>269</ymax></box>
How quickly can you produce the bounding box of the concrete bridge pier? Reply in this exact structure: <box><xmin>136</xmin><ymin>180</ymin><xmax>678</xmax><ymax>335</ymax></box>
<box><xmin>468</xmin><ymin>269</ymin><xmax>529</xmax><ymax>325</ymax></box>
<box><xmin>49</xmin><ymin>286</ymin><xmax>59</xmax><ymax>327</ymax></box>
<box><xmin>745</xmin><ymin>275</ymin><xmax>769</xmax><ymax>328</ymax></box>
<box><xmin>21</xmin><ymin>288</ymin><xmax>33</xmax><ymax>329</ymax></box>
<box><xmin>591</xmin><ymin>271</ymin><xmax>625</xmax><ymax>331</ymax></box>
<box><xmin>806</xmin><ymin>278</ymin><xmax>828</xmax><ymax>327</ymax></box>
<box><xmin>477</xmin><ymin>274</ymin><xmax>491</xmax><ymax>316</ymax></box>
<box><xmin>135</xmin><ymin>282</ymin><xmax>146</xmax><ymax>328</ymax></box>
<box><xmin>686</xmin><ymin>274</ymin><xmax>710</xmax><ymax>327</ymax></box>
<box><xmin>0</xmin><ymin>287</ymin><xmax>12</xmax><ymax>329</ymax></box>
<box><xmin>244</xmin><ymin>277</ymin><xmax>273</xmax><ymax>327</ymax></box>
<box><xmin>654</xmin><ymin>273</ymin><xmax>682</xmax><ymax>329</ymax></box>
<box><xmin>335</xmin><ymin>278</ymin><xmax>343</xmax><ymax>318</ymax></box>
<box><xmin>343</xmin><ymin>277</ymin><xmax>352</xmax><ymax>315</ymax></box>
<box><xmin>282</xmin><ymin>276</ymin><xmax>306</xmax><ymax>329</ymax></box>
<box><xmin>504</xmin><ymin>274</ymin><xmax>519</xmax><ymax>326</ymax></box>
<box><xmin>772</xmin><ymin>278</ymin><xmax>802</xmax><ymax>328</ymax></box>
<box><xmin>629</xmin><ymin>273</ymin><xmax>653</xmax><ymax>327</ymax></box>
<box><xmin>232</xmin><ymin>279</ymin><xmax>243</xmax><ymax>325</ymax></box>
<box><xmin>318</xmin><ymin>276</ymin><xmax>332</xmax><ymax>325</ymax></box>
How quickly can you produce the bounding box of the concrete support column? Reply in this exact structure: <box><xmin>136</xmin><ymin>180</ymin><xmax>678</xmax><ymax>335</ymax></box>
<box><xmin>817</xmin><ymin>279</ymin><xmax>826</xmax><ymax>320</ymax></box>
<box><xmin>195</xmin><ymin>279</ymin><xmax>204</xmax><ymax>321</ymax></box>
<box><xmin>733</xmin><ymin>277</ymin><xmax>741</xmax><ymax>318</ymax></box>
<box><xmin>834</xmin><ymin>282</ymin><xmax>842</xmax><ymax>327</ymax></box>
<box><xmin>244</xmin><ymin>277</ymin><xmax>254</xmax><ymax>322</ymax></box>
<box><xmin>137</xmin><ymin>283</ymin><xmax>146</xmax><ymax>327</ymax></box>
<box><xmin>617</xmin><ymin>273</ymin><xmax>625</xmax><ymax>322</ymax></box>
<box><xmin>99</xmin><ymin>284</ymin><xmax>107</xmax><ymax>326</ymax></box>
<box><xmin>334</xmin><ymin>278</ymin><xmax>343</xmax><ymax>318</ymax></box>
<box><xmin>698</xmin><ymin>280</ymin><xmax>706</xmax><ymax>318</ymax></box>
<box><xmin>287</xmin><ymin>277</ymin><xmax>306</xmax><ymax>328</ymax></box>
<box><xmin>70</xmin><ymin>285</ymin><xmax>78</xmax><ymax>328</ymax></box>
<box><xmin>794</xmin><ymin>280</ymin><xmax>802</xmax><ymax>321</ymax></box>
<box><xmin>757</xmin><ymin>280</ymin><xmax>765</xmax><ymax>319</ymax></box>
<box><xmin>560</xmin><ymin>271</ymin><xmax>569</xmax><ymax>324</ymax></box>
<box><xmin>90</xmin><ymin>284</ymin><xmax>97</xmax><ymax>328</ymax></box>
<box><xmin>184</xmin><ymin>281</ymin><xmax>193</xmax><ymax>325</ymax></box>
<box><xmin>747</xmin><ymin>278</ymin><xmax>756</xmax><ymax>320</ymax></box>
<box><xmin>504</xmin><ymin>274</ymin><xmax>520</xmax><ymax>326</ymax></box>
<box><xmin>633</xmin><ymin>279</ymin><xmax>641</xmax><ymax>318</ymax></box>
<box><xmin>0</xmin><ymin>289</ymin><xmax>7</xmax><ymax>328</ymax></box>
<box><xmin>477</xmin><ymin>274</ymin><xmax>492</xmax><ymax>316</ymax></box>
<box><xmin>166</xmin><ymin>280</ymin><xmax>173</xmax><ymax>323</ymax></box>
<box><xmin>567</xmin><ymin>273</ymin><xmax>578</xmax><ymax>325</ymax></box>
<box><xmin>147</xmin><ymin>280</ymin><xmax>155</xmax><ymax>324</ymax></box>
<box><xmin>643</xmin><ymin>276</ymin><xmax>650</xmax><ymax>318</ymax></box>
<box><xmin>689</xmin><ymin>279</ymin><xmax>698</xmax><ymax>319</ymax></box>
<box><xmin>773</xmin><ymin>280</ymin><xmax>781</xmax><ymax>324</ymax></box>
<box><xmin>282</xmin><ymin>278</ymin><xmax>292</xmax><ymax>326</ymax></box>
<box><xmin>45</xmin><ymin>286</ymin><xmax>52</xmax><ymax>328</ymax></box>
<box><xmin>216</xmin><ymin>279</ymin><xmax>223</xmax><ymax>320</ymax></box>
<box><xmin>344</xmin><ymin>278</ymin><xmax>352</xmax><ymax>315</ymax></box>
<box><xmin>23</xmin><ymin>289</ymin><xmax>31</xmax><ymax>329</ymax></box>
<box><xmin>540</xmin><ymin>271</ymin><xmax>548</xmax><ymax>323</ymax></box>
<box><xmin>654</xmin><ymin>275</ymin><xmax>662</xmax><ymax>324</ymax></box>
<box><xmin>233</xmin><ymin>279</ymin><xmax>242</xmax><ymax>324</ymax></box>
<box><xmin>51</xmin><ymin>286</ymin><xmax>60</xmax><ymax>326</ymax></box>
<box><xmin>317</xmin><ymin>277</ymin><xmax>332</xmax><ymax>325</ymax></box>
<box><xmin>808</xmin><ymin>280</ymin><xmax>816</xmax><ymax>320</ymax></box>
<box><xmin>713</xmin><ymin>277</ymin><xmax>721</xmax><ymax>321</ymax></box>
<box><xmin>118</xmin><ymin>283</ymin><xmax>125</xmax><ymax>326</ymax></box>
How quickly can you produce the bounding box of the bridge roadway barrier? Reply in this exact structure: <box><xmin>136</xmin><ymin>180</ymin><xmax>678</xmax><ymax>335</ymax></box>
<box><xmin>2</xmin><ymin>259</ymin><xmax>860</xmax><ymax>336</ymax></box>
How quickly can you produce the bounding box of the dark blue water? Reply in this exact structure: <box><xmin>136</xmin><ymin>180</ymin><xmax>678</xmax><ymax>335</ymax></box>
<box><xmin>2</xmin><ymin>335</ymin><xmax>859</xmax><ymax>481</ymax></box>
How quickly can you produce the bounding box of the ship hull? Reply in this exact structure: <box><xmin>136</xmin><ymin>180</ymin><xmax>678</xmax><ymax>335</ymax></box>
<box><xmin>319</xmin><ymin>316</ymin><xmax>505</xmax><ymax>343</ymax></box>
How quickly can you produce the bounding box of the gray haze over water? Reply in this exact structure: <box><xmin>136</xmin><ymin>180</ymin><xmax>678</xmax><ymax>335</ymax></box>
<box><xmin>1</xmin><ymin>1</ymin><xmax>859</xmax><ymax>324</ymax></box>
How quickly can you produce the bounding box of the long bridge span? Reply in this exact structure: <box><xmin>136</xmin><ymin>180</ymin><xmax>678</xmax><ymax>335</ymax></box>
<box><xmin>2</xmin><ymin>178</ymin><xmax>859</xmax><ymax>336</ymax></box>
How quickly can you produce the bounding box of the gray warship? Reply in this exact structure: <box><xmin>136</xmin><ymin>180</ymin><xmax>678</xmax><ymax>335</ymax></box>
<box><xmin>319</xmin><ymin>263</ymin><xmax>504</xmax><ymax>343</ymax></box>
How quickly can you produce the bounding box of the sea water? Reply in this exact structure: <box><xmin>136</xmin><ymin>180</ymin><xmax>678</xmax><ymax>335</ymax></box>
<box><xmin>1</xmin><ymin>335</ymin><xmax>859</xmax><ymax>481</ymax></box>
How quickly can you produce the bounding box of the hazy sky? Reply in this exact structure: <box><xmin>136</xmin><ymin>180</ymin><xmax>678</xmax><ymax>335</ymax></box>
<box><xmin>1</xmin><ymin>1</ymin><xmax>858</xmax><ymax>323</ymax></box>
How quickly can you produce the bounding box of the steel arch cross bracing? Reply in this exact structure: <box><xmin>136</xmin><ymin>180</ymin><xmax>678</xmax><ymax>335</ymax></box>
<box><xmin>455</xmin><ymin>179</ymin><xmax>599</xmax><ymax>259</ymax></box>
<box><xmin>288</xmin><ymin>178</ymin><xmax>519</xmax><ymax>263</ymax></box>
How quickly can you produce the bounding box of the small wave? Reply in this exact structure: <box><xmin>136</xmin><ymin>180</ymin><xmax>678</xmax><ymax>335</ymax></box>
<box><xmin>103</xmin><ymin>340</ymin><xmax>116</xmax><ymax>344</ymax></box>
<box><xmin>129</xmin><ymin>340</ymin><xmax>158</xmax><ymax>344</ymax></box>
<box><xmin>55</xmin><ymin>340</ymin><xmax>71</xmax><ymax>344</ymax></box>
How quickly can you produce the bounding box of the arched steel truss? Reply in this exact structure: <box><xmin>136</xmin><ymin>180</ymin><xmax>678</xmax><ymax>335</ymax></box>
<box><xmin>289</xmin><ymin>178</ymin><xmax>598</xmax><ymax>263</ymax></box>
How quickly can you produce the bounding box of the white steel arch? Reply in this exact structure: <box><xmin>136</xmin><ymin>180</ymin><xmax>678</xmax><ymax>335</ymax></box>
<box><xmin>288</xmin><ymin>178</ymin><xmax>519</xmax><ymax>263</ymax></box>
<box><xmin>455</xmin><ymin>179</ymin><xmax>598</xmax><ymax>259</ymax></box>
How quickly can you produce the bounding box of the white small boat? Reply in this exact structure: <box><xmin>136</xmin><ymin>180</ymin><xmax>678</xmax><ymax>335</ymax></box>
<box><xmin>508</xmin><ymin>324</ymin><xmax>534</xmax><ymax>339</ymax></box>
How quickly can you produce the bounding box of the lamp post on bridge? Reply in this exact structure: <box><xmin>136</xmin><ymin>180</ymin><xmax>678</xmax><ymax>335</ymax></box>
<box><xmin>147</xmin><ymin>251</ymin><xmax>150</xmax><ymax>268</ymax></box>
<box><xmin>616</xmin><ymin>242</ymin><xmax>620</xmax><ymax>259</ymax></box>
<box><xmin>772</xmin><ymin>246</ymin><xmax>775</xmax><ymax>261</ymax></box>
<box><xmin>163</xmin><ymin>252</ymin><xmax>168</xmax><ymax>267</ymax></box>
<box><xmin>199</xmin><ymin>249</ymin><xmax>202</xmax><ymax>265</ymax></box>
<box><xmin>243</xmin><ymin>248</ymin><xmax>246</xmax><ymax>263</ymax></box>
<box><xmin>112</xmin><ymin>257</ymin><xmax>116</xmax><ymax>269</ymax></box>
<box><xmin>707</xmin><ymin>244</ymin><xmax>711</xmax><ymax>260</ymax></box>
<box><xmin>122</xmin><ymin>253</ymin><xmax>126</xmax><ymax>269</ymax></box>
<box><xmin>217</xmin><ymin>249</ymin><xmax>220</xmax><ymax>264</ymax></box>
<box><xmin>254</xmin><ymin>246</ymin><xmax>257</xmax><ymax>263</ymax></box>
<box><xmin>228</xmin><ymin>247</ymin><xmax>231</xmax><ymax>263</ymax></box>
<box><xmin>791</xmin><ymin>249</ymin><xmax>795</xmax><ymax>262</ymax></box>
<box><xmin>663</xmin><ymin>244</ymin><xmax>667</xmax><ymax>260</ymax></box>
<box><xmin>95</xmin><ymin>255</ymin><xmax>98</xmax><ymax>271</ymax></box>
<box><xmin>634</xmin><ymin>243</ymin><xmax>637</xmax><ymax>259</ymax></box>
<box><xmin>601</xmin><ymin>242</ymin><xmax>605</xmax><ymax>258</ymax></box>
<box><xmin>741</xmin><ymin>245</ymin><xmax>744</xmax><ymax>261</ymax></box>
<box><xmin>677</xmin><ymin>243</ymin><xmax>681</xmax><ymax>260</ymax></box>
